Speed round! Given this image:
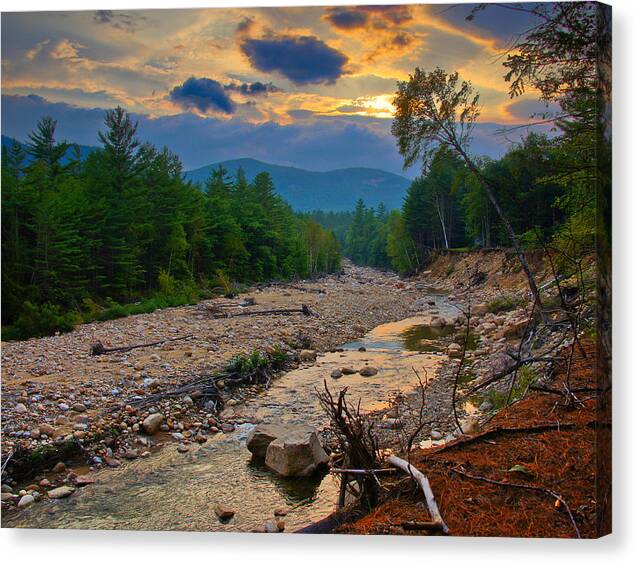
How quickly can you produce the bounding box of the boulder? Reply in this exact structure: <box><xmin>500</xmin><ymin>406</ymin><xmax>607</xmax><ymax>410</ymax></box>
<box><xmin>246</xmin><ymin>423</ymin><xmax>288</xmax><ymax>458</ymax></box>
<box><xmin>142</xmin><ymin>413</ymin><xmax>164</xmax><ymax>435</ymax></box>
<box><xmin>330</xmin><ymin>369</ymin><xmax>343</xmax><ymax>379</ymax></box>
<box><xmin>429</xmin><ymin>316</ymin><xmax>446</xmax><ymax>328</ymax></box>
<box><xmin>265</xmin><ymin>427</ymin><xmax>328</xmax><ymax>478</ymax></box>
<box><xmin>359</xmin><ymin>366</ymin><xmax>378</xmax><ymax>377</ymax></box>
<box><xmin>447</xmin><ymin>343</ymin><xmax>463</xmax><ymax>358</ymax></box>
<box><xmin>341</xmin><ymin>367</ymin><xmax>357</xmax><ymax>375</ymax></box>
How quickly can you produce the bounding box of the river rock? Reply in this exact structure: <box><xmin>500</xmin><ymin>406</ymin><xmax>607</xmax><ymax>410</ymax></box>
<box><xmin>299</xmin><ymin>349</ymin><xmax>317</xmax><ymax>362</ymax></box>
<box><xmin>18</xmin><ymin>494</ymin><xmax>35</xmax><ymax>508</ymax></box>
<box><xmin>48</xmin><ymin>486</ymin><xmax>75</xmax><ymax>499</ymax></box>
<box><xmin>214</xmin><ymin>503</ymin><xmax>235</xmax><ymax>520</ymax></box>
<box><xmin>15</xmin><ymin>403</ymin><xmax>28</xmax><ymax>414</ymax></box>
<box><xmin>264</xmin><ymin>519</ymin><xmax>282</xmax><ymax>533</ymax></box>
<box><xmin>246</xmin><ymin>423</ymin><xmax>288</xmax><ymax>458</ymax></box>
<box><xmin>430</xmin><ymin>430</ymin><xmax>443</xmax><ymax>441</ymax></box>
<box><xmin>473</xmin><ymin>303</ymin><xmax>488</xmax><ymax>316</ymax></box>
<box><xmin>359</xmin><ymin>366</ymin><xmax>378</xmax><ymax>377</ymax></box>
<box><xmin>447</xmin><ymin>343</ymin><xmax>463</xmax><ymax>358</ymax></box>
<box><xmin>341</xmin><ymin>367</ymin><xmax>357</xmax><ymax>375</ymax></box>
<box><xmin>73</xmin><ymin>475</ymin><xmax>96</xmax><ymax>487</ymax></box>
<box><xmin>330</xmin><ymin>369</ymin><xmax>343</xmax><ymax>379</ymax></box>
<box><xmin>142</xmin><ymin>413</ymin><xmax>164</xmax><ymax>435</ymax></box>
<box><xmin>430</xmin><ymin>317</ymin><xmax>446</xmax><ymax>328</ymax></box>
<box><xmin>264</xmin><ymin>426</ymin><xmax>329</xmax><ymax>477</ymax></box>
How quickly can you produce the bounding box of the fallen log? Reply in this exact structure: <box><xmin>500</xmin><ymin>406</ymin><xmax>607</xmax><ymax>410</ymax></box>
<box><xmin>90</xmin><ymin>334</ymin><xmax>194</xmax><ymax>356</ymax></box>
<box><xmin>212</xmin><ymin>303</ymin><xmax>318</xmax><ymax>319</ymax></box>
<box><xmin>387</xmin><ymin>455</ymin><xmax>449</xmax><ymax>534</ymax></box>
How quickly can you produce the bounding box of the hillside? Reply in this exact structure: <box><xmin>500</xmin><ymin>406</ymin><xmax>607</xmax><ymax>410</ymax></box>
<box><xmin>184</xmin><ymin>158</ymin><xmax>411</xmax><ymax>212</ymax></box>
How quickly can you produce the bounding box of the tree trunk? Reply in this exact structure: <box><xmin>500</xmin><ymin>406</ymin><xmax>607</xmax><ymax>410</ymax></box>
<box><xmin>455</xmin><ymin>144</ymin><xmax>545</xmax><ymax>316</ymax></box>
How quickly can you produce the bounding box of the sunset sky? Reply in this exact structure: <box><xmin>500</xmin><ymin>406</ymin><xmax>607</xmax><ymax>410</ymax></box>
<box><xmin>1</xmin><ymin>3</ymin><xmax>550</xmax><ymax>174</ymax></box>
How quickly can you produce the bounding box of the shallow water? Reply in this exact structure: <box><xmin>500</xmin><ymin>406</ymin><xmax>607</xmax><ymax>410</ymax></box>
<box><xmin>5</xmin><ymin>305</ymin><xmax>458</xmax><ymax>532</ymax></box>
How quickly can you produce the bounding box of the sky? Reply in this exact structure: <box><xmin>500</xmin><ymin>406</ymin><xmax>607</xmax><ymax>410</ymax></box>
<box><xmin>1</xmin><ymin>3</ymin><xmax>552</xmax><ymax>175</ymax></box>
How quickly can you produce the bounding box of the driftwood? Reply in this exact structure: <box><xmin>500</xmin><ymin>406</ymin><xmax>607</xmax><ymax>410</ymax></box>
<box><xmin>387</xmin><ymin>455</ymin><xmax>450</xmax><ymax>534</ymax></box>
<box><xmin>330</xmin><ymin>468</ymin><xmax>396</xmax><ymax>475</ymax></box>
<box><xmin>90</xmin><ymin>334</ymin><xmax>194</xmax><ymax>356</ymax></box>
<box><xmin>212</xmin><ymin>303</ymin><xmax>317</xmax><ymax>319</ymax></box>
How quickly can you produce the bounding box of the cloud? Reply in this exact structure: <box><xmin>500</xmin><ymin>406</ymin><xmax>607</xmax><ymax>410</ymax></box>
<box><xmin>25</xmin><ymin>39</ymin><xmax>50</xmax><ymax>61</ymax></box>
<box><xmin>2</xmin><ymin>94</ymin><xmax>539</xmax><ymax>177</ymax></box>
<box><xmin>240</xmin><ymin>35</ymin><xmax>348</xmax><ymax>85</ymax></box>
<box><xmin>93</xmin><ymin>10</ymin><xmax>146</xmax><ymax>32</ymax></box>
<box><xmin>224</xmin><ymin>81</ymin><xmax>280</xmax><ymax>96</ymax></box>
<box><xmin>236</xmin><ymin>16</ymin><xmax>255</xmax><ymax>35</ymax></box>
<box><xmin>169</xmin><ymin>77</ymin><xmax>235</xmax><ymax>114</ymax></box>
<box><xmin>324</xmin><ymin>6</ymin><xmax>413</xmax><ymax>31</ymax></box>
<box><xmin>50</xmin><ymin>39</ymin><xmax>84</xmax><ymax>60</ymax></box>
<box><xmin>324</xmin><ymin>9</ymin><xmax>369</xmax><ymax>30</ymax></box>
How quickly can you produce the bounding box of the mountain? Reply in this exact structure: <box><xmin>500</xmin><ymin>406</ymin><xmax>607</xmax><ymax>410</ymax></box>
<box><xmin>1</xmin><ymin>135</ymin><xmax>96</xmax><ymax>162</ymax></box>
<box><xmin>184</xmin><ymin>158</ymin><xmax>411</xmax><ymax>212</ymax></box>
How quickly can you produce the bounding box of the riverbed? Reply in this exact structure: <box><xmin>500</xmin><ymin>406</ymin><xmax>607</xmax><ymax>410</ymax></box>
<box><xmin>4</xmin><ymin>298</ymin><xmax>462</xmax><ymax>532</ymax></box>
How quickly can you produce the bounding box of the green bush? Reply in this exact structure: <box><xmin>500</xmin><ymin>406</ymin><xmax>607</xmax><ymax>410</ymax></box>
<box><xmin>2</xmin><ymin>301</ymin><xmax>76</xmax><ymax>340</ymax></box>
<box><xmin>486</xmin><ymin>296</ymin><xmax>523</xmax><ymax>314</ymax></box>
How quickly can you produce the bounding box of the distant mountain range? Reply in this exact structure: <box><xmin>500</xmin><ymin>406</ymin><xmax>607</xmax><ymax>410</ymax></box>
<box><xmin>185</xmin><ymin>158</ymin><xmax>411</xmax><ymax>212</ymax></box>
<box><xmin>2</xmin><ymin>136</ymin><xmax>411</xmax><ymax>212</ymax></box>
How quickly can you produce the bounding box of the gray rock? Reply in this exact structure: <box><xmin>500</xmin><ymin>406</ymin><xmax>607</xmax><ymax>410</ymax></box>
<box><xmin>246</xmin><ymin>423</ymin><xmax>288</xmax><ymax>458</ymax></box>
<box><xmin>265</xmin><ymin>426</ymin><xmax>328</xmax><ymax>477</ymax></box>
<box><xmin>359</xmin><ymin>366</ymin><xmax>378</xmax><ymax>377</ymax></box>
<box><xmin>18</xmin><ymin>494</ymin><xmax>35</xmax><ymax>508</ymax></box>
<box><xmin>15</xmin><ymin>403</ymin><xmax>28</xmax><ymax>414</ymax></box>
<box><xmin>330</xmin><ymin>369</ymin><xmax>343</xmax><ymax>379</ymax></box>
<box><xmin>430</xmin><ymin>430</ymin><xmax>443</xmax><ymax>441</ymax></box>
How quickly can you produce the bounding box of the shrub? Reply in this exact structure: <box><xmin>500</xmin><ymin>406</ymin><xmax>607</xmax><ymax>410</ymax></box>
<box><xmin>486</xmin><ymin>296</ymin><xmax>522</xmax><ymax>314</ymax></box>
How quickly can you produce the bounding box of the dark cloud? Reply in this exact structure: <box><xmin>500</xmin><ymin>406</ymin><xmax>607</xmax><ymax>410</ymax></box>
<box><xmin>324</xmin><ymin>6</ymin><xmax>412</xmax><ymax>31</ymax></box>
<box><xmin>93</xmin><ymin>10</ymin><xmax>145</xmax><ymax>32</ymax></box>
<box><xmin>324</xmin><ymin>9</ymin><xmax>369</xmax><ymax>30</ymax></box>
<box><xmin>240</xmin><ymin>35</ymin><xmax>348</xmax><ymax>85</ymax></box>
<box><xmin>224</xmin><ymin>81</ymin><xmax>280</xmax><ymax>96</ymax></box>
<box><xmin>169</xmin><ymin>77</ymin><xmax>235</xmax><ymax>114</ymax></box>
<box><xmin>236</xmin><ymin>16</ymin><xmax>255</xmax><ymax>34</ymax></box>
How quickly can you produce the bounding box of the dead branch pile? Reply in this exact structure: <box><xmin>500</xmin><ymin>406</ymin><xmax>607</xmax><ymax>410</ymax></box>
<box><xmin>317</xmin><ymin>382</ymin><xmax>381</xmax><ymax>508</ymax></box>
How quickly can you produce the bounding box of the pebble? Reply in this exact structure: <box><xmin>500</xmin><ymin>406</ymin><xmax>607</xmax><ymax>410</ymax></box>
<box><xmin>18</xmin><ymin>494</ymin><xmax>35</xmax><ymax>508</ymax></box>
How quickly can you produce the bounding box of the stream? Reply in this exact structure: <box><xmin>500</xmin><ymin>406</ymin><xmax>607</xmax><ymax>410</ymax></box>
<box><xmin>5</xmin><ymin>296</ymin><xmax>459</xmax><ymax>532</ymax></box>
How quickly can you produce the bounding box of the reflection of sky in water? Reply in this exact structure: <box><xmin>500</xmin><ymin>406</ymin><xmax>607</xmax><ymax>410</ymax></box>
<box><xmin>5</xmin><ymin>309</ymin><xmax>454</xmax><ymax>532</ymax></box>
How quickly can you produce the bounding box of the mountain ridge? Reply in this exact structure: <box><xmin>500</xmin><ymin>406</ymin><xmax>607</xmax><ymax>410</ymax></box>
<box><xmin>2</xmin><ymin>136</ymin><xmax>411</xmax><ymax>212</ymax></box>
<box><xmin>185</xmin><ymin>157</ymin><xmax>411</xmax><ymax>212</ymax></box>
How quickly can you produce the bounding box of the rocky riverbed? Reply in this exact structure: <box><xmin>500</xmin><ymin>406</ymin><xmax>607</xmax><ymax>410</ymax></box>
<box><xmin>2</xmin><ymin>252</ymin><xmax>570</xmax><ymax>529</ymax></box>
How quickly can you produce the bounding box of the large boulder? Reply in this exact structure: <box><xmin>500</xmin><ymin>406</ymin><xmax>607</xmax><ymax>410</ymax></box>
<box><xmin>246</xmin><ymin>423</ymin><xmax>289</xmax><ymax>458</ymax></box>
<box><xmin>264</xmin><ymin>427</ymin><xmax>328</xmax><ymax>478</ymax></box>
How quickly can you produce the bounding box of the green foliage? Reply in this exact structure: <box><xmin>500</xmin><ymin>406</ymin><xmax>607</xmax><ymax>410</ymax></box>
<box><xmin>486</xmin><ymin>296</ymin><xmax>523</xmax><ymax>314</ymax></box>
<box><xmin>2</xmin><ymin>109</ymin><xmax>340</xmax><ymax>340</ymax></box>
<box><xmin>481</xmin><ymin>365</ymin><xmax>538</xmax><ymax>411</ymax></box>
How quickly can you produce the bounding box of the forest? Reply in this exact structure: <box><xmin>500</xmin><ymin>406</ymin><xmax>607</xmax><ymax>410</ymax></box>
<box><xmin>308</xmin><ymin>125</ymin><xmax>597</xmax><ymax>276</ymax></box>
<box><xmin>1</xmin><ymin>109</ymin><xmax>341</xmax><ymax>340</ymax></box>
